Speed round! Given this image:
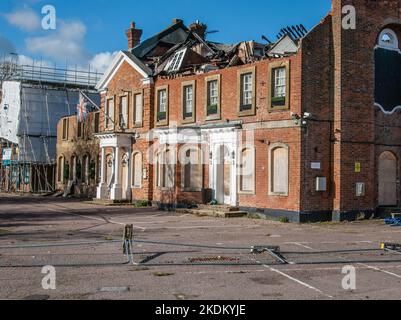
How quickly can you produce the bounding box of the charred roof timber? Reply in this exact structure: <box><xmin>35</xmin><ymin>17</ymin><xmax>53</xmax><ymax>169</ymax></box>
<box><xmin>276</xmin><ymin>24</ymin><xmax>308</xmax><ymax>41</ymax></box>
<box><xmin>127</xmin><ymin>20</ymin><xmax>307</xmax><ymax>77</ymax></box>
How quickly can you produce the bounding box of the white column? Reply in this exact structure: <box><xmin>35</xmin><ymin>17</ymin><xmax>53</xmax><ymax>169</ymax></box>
<box><xmin>126</xmin><ymin>149</ymin><xmax>132</xmax><ymax>201</ymax></box>
<box><xmin>97</xmin><ymin>147</ymin><xmax>108</xmax><ymax>199</ymax></box>
<box><xmin>100</xmin><ymin>147</ymin><xmax>106</xmax><ymax>184</ymax></box>
<box><xmin>110</xmin><ymin>147</ymin><xmax>123</xmax><ymax>200</ymax></box>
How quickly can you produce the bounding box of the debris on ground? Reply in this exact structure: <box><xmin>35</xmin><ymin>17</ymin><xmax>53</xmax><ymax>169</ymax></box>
<box><xmin>188</xmin><ymin>256</ymin><xmax>240</xmax><ymax>263</ymax></box>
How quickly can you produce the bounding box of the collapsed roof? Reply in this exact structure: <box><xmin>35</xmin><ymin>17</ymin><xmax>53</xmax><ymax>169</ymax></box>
<box><xmin>127</xmin><ymin>19</ymin><xmax>308</xmax><ymax>77</ymax></box>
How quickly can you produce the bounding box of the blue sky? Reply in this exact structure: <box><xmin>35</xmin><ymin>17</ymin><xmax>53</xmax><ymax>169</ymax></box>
<box><xmin>0</xmin><ymin>0</ymin><xmax>331</xmax><ymax>72</ymax></box>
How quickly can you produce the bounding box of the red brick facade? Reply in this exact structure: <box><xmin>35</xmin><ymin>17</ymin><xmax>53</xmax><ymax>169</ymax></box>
<box><xmin>93</xmin><ymin>0</ymin><xmax>401</xmax><ymax>222</ymax></box>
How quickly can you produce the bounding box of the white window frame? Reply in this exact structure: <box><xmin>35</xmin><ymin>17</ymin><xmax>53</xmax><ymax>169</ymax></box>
<box><xmin>165</xmin><ymin>49</ymin><xmax>187</xmax><ymax>73</ymax></box>
<box><xmin>274</xmin><ymin>67</ymin><xmax>286</xmax><ymax>98</ymax></box>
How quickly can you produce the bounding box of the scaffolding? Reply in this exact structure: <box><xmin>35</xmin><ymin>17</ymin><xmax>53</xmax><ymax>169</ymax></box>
<box><xmin>0</xmin><ymin>56</ymin><xmax>102</xmax><ymax>194</ymax></box>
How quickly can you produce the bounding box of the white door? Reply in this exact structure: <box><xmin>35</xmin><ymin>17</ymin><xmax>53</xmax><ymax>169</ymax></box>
<box><xmin>216</xmin><ymin>145</ymin><xmax>231</xmax><ymax>205</ymax></box>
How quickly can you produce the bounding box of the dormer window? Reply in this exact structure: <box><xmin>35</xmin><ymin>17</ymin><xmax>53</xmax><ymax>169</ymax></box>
<box><xmin>378</xmin><ymin>28</ymin><xmax>399</xmax><ymax>50</ymax></box>
<box><xmin>165</xmin><ymin>49</ymin><xmax>187</xmax><ymax>73</ymax></box>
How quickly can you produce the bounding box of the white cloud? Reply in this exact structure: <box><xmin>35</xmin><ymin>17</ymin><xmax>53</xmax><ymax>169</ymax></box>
<box><xmin>89</xmin><ymin>51</ymin><xmax>118</xmax><ymax>73</ymax></box>
<box><xmin>25</xmin><ymin>20</ymin><xmax>91</xmax><ymax>66</ymax></box>
<box><xmin>4</xmin><ymin>7</ymin><xmax>41</xmax><ymax>32</ymax></box>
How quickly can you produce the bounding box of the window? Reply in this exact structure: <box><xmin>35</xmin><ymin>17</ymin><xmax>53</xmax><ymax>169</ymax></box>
<box><xmin>132</xmin><ymin>152</ymin><xmax>142</xmax><ymax>188</ymax></box>
<box><xmin>77</xmin><ymin>119</ymin><xmax>84</xmax><ymax>138</ymax></box>
<box><xmin>238</xmin><ymin>67</ymin><xmax>256</xmax><ymax>115</ymax></box>
<box><xmin>239</xmin><ymin>147</ymin><xmax>255</xmax><ymax>193</ymax></box>
<box><xmin>119</xmin><ymin>95</ymin><xmax>128</xmax><ymax>129</ymax></box>
<box><xmin>378</xmin><ymin>28</ymin><xmax>399</xmax><ymax>50</ymax></box>
<box><xmin>62</xmin><ymin>118</ymin><xmax>69</xmax><ymax>140</ymax></box>
<box><xmin>166</xmin><ymin>49</ymin><xmax>186</xmax><ymax>72</ymax></box>
<box><xmin>133</xmin><ymin>93</ymin><xmax>143</xmax><ymax>127</ymax></box>
<box><xmin>269</xmin><ymin>145</ymin><xmax>289</xmax><ymax>196</ymax></box>
<box><xmin>205</xmin><ymin>75</ymin><xmax>220</xmax><ymax>120</ymax></box>
<box><xmin>182</xmin><ymin>81</ymin><xmax>195</xmax><ymax>122</ymax></box>
<box><xmin>375</xmin><ymin>28</ymin><xmax>401</xmax><ymax>113</ymax></box>
<box><xmin>182</xmin><ymin>148</ymin><xmax>202</xmax><ymax>191</ymax></box>
<box><xmin>274</xmin><ymin>68</ymin><xmax>286</xmax><ymax>98</ymax></box>
<box><xmin>156</xmin><ymin>87</ymin><xmax>168</xmax><ymax>125</ymax></box>
<box><xmin>156</xmin><ymin>149</ymin><xmax>175</xmax><ymax>188</ymax></box>
<box><xmin>268</xmin><ymin>61</ymin><xmax>290</xmax><ymax>110</ymax></box>
<box><xmin>105</xmin><ymin>98</ymin><xmax>115</xmax><ymax>130</ymax></box>
<box><xmin>93</xmin><ymin>112</ymin><xmax>100</xmax><ymax>133</ymax></box>
<box><xmin>82</xmin><ymin>155</ymin><xmax>89</xmax><ymax>184</ymax></box>
<box><xmin>57</xmin><ymin>156</ymin><xmax>64</xmax><ymax>183</ymax></box>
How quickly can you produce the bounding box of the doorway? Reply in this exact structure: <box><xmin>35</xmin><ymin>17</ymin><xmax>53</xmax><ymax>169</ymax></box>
<box><xmin>378</xmin><ymin>151</ymin><xmax>398</xmax><ymax>206</ymax></box>
<box><xmin>216</xmin><ymin>145</ymin><xmax>231</xmax><ymax>205</ymax></box>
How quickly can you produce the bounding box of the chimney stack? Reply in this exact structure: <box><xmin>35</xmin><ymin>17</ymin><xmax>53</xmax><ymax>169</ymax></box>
<box><xmin>126</xmin><ymin>22</ymin><xmax>143</xmax><ymax>50</ymax></box>
<box><xmin>172</xmin><ymin>18</ymin><xmax>183</xmax><ymax>25</ymax></box>
<box><xmin>189</xmin><ymin>21</ymin><xmax>207</xmax><ymax>40</ymax></box>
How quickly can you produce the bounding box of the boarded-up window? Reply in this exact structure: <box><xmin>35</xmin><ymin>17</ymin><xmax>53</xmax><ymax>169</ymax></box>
<box><xmin>62</xmin><ymin>118</ymin><xmax>69</xmax><ymax>140</ymax></box>
<box><xmin>119</xmin><ymin>96</ymin><xmax>128</xmax><ymax>128</ymax></box>
<box><xmin>183</xmin><ymin>149</ymin><xmax>201</xmax><ymax>190</ymax></box>
<box><xmin>271</xmin><ymin>147</ymin><xmax>289</xmax><ymax>195</ymax></box>
<box><xmin>106</xmin><ymin>98</ymin><xmax>115</xmax><ymax>130</ymax></box>
<box><xmin>57</xmin><ymin>156</ymin><xmax>64</xmax><ymax>182</ymax></box>
<box><xmin>93</xmin><ymin>112</ymin><xmax>100</xmax><ymax>133</ymax></box>
<box><xmin>82</xmin><ymin>155</ymin><xmax>89</xmax><ymax>184</ymax></box>
<box><xmin>132</xmin><ymin>152</ymin><xmax>142</xmax><ymax>188</ymax></box>
<box><xmin>165</xmin><ymin>150</ymin><xmax>174</xmax><ymax>188</ymax></box>
<box><xmin>134</xmin><ymin>93</ymin><xmax>143</xmax><ymax>126</ymax></box>
<box><xmin>240</xmin><ymin>148</ymin><xmax>255</xmax><ymax>192</ymax></box>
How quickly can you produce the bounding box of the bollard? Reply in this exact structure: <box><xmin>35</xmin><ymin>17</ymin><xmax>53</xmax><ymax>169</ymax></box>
<box><xmin>123</xmin><ymin>224</ymin><xmax>134</xmax><ymax>263</ymax></box>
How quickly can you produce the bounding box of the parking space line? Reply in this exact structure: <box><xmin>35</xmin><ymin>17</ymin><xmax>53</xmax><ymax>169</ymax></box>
<box><xmin>47</xmin><ymin>208</ymin><xmax>147</xmax><ymax>231</ymax></box>
<box><xmin>252</xmin><ymin>258</ymin><xmax>334</xmax><ymax>299</ymax></box>
<box><xmin>295</xmin><ymin>242</ymin><xmax>401</xmax><ymax>281</ymax></box>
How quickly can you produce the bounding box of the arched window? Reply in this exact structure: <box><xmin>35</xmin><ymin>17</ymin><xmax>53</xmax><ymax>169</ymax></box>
<box><xmin>378</xmin><ymin>28</ymin><xmax>399</xmax><ymax>50</ymax></box>
<box><xmin>71</xmin><ymin>156</ymin><xmax>77</xmax><ymax>181</ymax></box>
<box><xmin>57</xmin><ymin>156</ymin><xmax>64</xmax><ymax>183</ymax></box>
<box><xmin>182</xmin><ymin>148</ymin><xmax>202</xmax><ymax>191</ymax></box>
<box><xmin>82</xmin><ymin>155</ymin><xmax>90</xmax><ymax>184</ymax></box>
<box><xmin>269</xmin><ymin>144</ymin><xmax>289</xmax><ymax>196</ymax></box>
<box><xmin>132</xmin><ymin>152</ymin><xmax>142</xmax><ymax>188</ymax></box>
<box><xmin>239</xmin><ymin>147</ymin><xmax>255</xmax><ymax>193</ymax></box>
<box><xmin>375</xmin><ymin>27</ymin><xmax>401</xmax><ymax>113</ymax></box>
<box><xmin>164</xmin><ymin>149</ymin><xmax>175</xmax><ymax>188</ymax></box>
<box><xmin>156</xmin><ymin>149</ymin><xmax>175</xmax><ymax>188</ymax></box>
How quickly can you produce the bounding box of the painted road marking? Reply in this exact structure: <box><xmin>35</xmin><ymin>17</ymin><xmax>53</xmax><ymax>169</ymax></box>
<box><xmin>251</xmin><ymin>258</ymin><xmax>334</xmax><ymax>299</ymax></box>
<box><xmin>298</xmin><ymin>243</ymin><xmax>401</xmax><ymax>281</ymax></box>
<box><xmin>47</xmin><ymin>208</ymin><xmax>147</xmax><ymax>231</ymax></box>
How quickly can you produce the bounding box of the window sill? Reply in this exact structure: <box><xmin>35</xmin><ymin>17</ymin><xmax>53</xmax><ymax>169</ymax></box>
<box><xmin>238</xmin><ymin>190</ymin><xmax>256</xmax><ymax>195</ymax></box>
<box><xmin>131</xmin><ymin>185</ymin><xmax>142</xmax><ymax>189</ymax></box>
<box><xmin>205</xmin><ymin>114</ymin><xmax>221</xmax><ymax>121</ymax></box>
<box><xmin>182</xmin><ymin>117</ymin><xmax>195</xmax><ymax>124</ymax></box>
<box><xmin>238</xmin><ymin>107</ymin><xmax>256</xmax><ymax>117</ymax></box>
<box><xmin>156</xmin><ymin>120</ymin><xmax>168</xmax><ymax>127</ymax></box>
<box><xmin>182</xmin><ymin>188</ymin><xmax>202</xmax><ymax>193</ymax></box>
<box><xmin>268</xmin><ymin>192</ymin><xmax>289</xmax><ymax>197</ymax></box>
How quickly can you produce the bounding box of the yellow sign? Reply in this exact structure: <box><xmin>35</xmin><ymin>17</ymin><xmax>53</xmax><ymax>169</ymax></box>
<box><xmin>355</xmin><ymin>163</ymin><xmax>361</xmax><ymax>173</ymax></box>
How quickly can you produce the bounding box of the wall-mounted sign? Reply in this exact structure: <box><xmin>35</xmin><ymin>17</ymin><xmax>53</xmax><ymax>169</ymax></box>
<box><xmin>2</xmin><ymin>148</ymin><xmax>12</xmax><ymax>166</ymax></box>
<box><xmin>355</xmin><ymin>162</ymin><xmax>361</xmax><ymax>173</ymax></box>
<box><xmin>311</xmin><ymin>162</ymin><xmax>321</xmax><ymax>170</ymax></box>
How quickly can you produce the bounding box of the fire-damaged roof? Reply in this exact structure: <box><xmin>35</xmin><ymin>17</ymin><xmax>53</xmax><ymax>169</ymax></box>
<box><xmin>129</xmin><ymin>20</ymin><xmax>308</xmax><ymax>77</ymax></box>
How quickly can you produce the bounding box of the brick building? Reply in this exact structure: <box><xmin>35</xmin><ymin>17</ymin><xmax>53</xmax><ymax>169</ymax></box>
<box><xmin>56</xmin><ymin>111</ymin><xmax>101</xmax><ymax>197</ymax></box>
<box><xmin>93</xmin><ymin>0</ymin><xmax>401</xmax><ymax>222</ymax></box>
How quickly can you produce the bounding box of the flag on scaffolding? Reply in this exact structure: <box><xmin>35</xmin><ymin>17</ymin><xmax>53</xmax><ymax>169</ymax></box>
<box><xmin>77</xmin><ymin>92</ymin><xmax>90</xmax><ymax>122</ymax></box>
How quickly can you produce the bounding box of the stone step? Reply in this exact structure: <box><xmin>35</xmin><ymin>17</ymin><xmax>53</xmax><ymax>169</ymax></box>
<box><xmin>176</xmin><ymin>208</ymin><xmax>248</xmax><ymax>219</ymax></box>
<box><xmin>89</xmin><ymin>199</ymin><xmax>132</xmax><ymax>206</ymax></box>
<box><xmin>197</xmin><ymin>205</ymin><xmax>240</xmax><ymax>212</ymax></box>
